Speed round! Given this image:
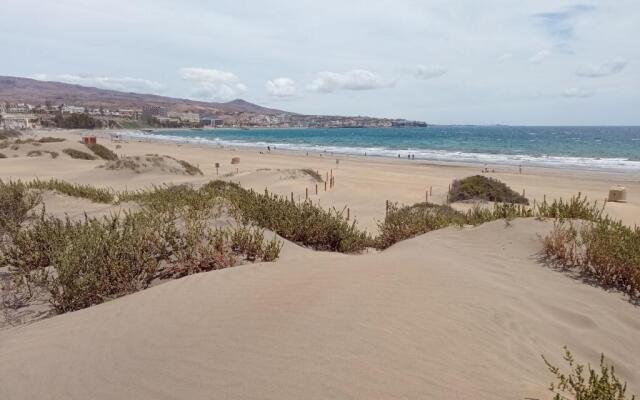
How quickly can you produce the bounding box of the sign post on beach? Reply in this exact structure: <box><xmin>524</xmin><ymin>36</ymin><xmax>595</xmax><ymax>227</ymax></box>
<box><xmin>215</xmin><ymin>162</ymin><xmax>220</xmax><ymax>176</ymax></box>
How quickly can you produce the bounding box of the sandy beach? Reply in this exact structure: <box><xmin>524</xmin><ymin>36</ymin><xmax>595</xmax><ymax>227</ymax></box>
<box><xmin>0</xmin><ymin>129</ymin><xmax>639</xmax><ymax>399</ymax></box>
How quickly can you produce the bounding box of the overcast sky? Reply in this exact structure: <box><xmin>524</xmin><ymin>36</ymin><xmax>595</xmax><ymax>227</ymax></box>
<box><xmin>1</xmin><ymin>0</ymin><xmax>638</xmax><ymax>125</ymax></box>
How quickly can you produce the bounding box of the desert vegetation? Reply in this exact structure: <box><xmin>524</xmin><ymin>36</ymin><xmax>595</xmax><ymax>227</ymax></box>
<box><xmin>104</xmin><ymin>154</ymin><xmax>202</xmax><ymax>175</ymax></box>
<box><xmin>37</xmin><ymin>136</ymin><xmax>66</xmax><ymax>143</ymax></box>
<box><xmin>62</xmin><ymin>148</ymin><xmax>96</xmax><ymax>160</ymax></box>
<box><xmin>0</xmin><ymin>180</ymin><xmax>282</xmax><ymax>314</ymax></box>
<box><xmin>448</xmin><ymin>175</ymin><xmax>529</xmax><ymax>204</ymax></box>
<box><xmin>0</xmin><ymin>153</ymin><xmax>6</xmax><ymax>158</ymax></box>
<box><xmin>300</xmin><ymin>168</ymin><xmax>324</xmax><ymax>182</ymax></box>
<box><xmin>85</xmin><ymin>143</ymin><xmax>118</xmax><ymax>160</ymax></box>
<box><xmin>542</xmin><ymin>347</ymin><xmax>636</xmax><ymax>399</ymax></box>
<box><xmin>25</xmin><ymin>178</ymin><xmax>115</xmax><ymax>203</ymax></box>
<box><xmin>2</xmin><ymin>176</ymin><xmax>635</xmax><ymax>313</ymax></box>
<box><xmin>542</xmin><ymin>219</ymin><xmax>640</xmax><ymax>300</ymax></box>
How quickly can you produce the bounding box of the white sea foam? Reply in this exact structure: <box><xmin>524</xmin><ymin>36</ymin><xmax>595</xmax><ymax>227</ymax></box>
<box><xmin>119</xmin><ymin>131</ymin><xmax>640</xmax><ymax>172</ymax></box>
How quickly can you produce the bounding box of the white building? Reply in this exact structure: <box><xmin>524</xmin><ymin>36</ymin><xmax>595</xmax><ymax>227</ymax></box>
<box><xmin>1</xmin><ymin>114</ymin><xmax>40</xmax><ymax>129</ymax></box>
<box><xmin>61</xmin><ymin>105</ymin><xmax>86</xmax><ymax>114</ymax></box>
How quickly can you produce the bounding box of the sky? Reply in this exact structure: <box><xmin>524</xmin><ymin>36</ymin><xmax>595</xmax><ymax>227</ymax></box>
<box><xmin>1</xmin><ymin>0</ymin><xmax>638</xmax><ymax>125</ymax></box>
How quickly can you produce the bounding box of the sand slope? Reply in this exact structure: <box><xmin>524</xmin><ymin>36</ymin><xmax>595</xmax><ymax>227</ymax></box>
<box><xmin>1</xmin><ymin>219</ymin><xmax>638</xmax><ymax>399</ymax></box>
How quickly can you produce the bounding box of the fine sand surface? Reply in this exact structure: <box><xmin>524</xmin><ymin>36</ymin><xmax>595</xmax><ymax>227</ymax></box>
<box><xmin>0</xmin><ymin>129</ymin><xmax>639</xmax><ymax>399</ymax></box>
<box><xmin>1</xmin><ymin>219</ymin><xmax>639</xmax><ymax>399</ymax></box>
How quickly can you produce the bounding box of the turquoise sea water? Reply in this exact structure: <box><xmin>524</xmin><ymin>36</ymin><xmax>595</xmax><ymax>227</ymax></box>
<box><xmin>122</xmin><ymin>126</ymin><xmax>640</xmax><ymax>172</ymax></box>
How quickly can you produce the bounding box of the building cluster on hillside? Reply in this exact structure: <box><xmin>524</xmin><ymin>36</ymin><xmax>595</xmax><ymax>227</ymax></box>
<box><xmin>1</xmin><ymin>101</ymin><xmax>427</xmax><ymax>130</ymax></box>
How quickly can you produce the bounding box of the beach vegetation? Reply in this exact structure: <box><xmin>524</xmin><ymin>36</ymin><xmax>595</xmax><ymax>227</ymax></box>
<box><xmin>542</xmin><ymin>347</ymin><xmax>635</xmax><ymax>400</ymax></box>
<box><xmin>85</xmin><ymin>143</ymin><xmax>118</xmax><ymax>160</ymax></box>
<box><xmin>37</xmin><ymin>136</ymin><xmax>66</xmax><ymax>143</ymax></box>
<box><xmin>27</xmin><ymin>150</ymin><xmax>43</xmax><ymax>157</ymax></box>
<box><xmin>25</xmin><ymin>178</ymin><xmax>115</xmax><ymax>203</ymax></box>
<box><xmin>542</xmin><ymin>219</ymin><xmax>640</xmax><ymax>300</ymax></box>
<box><xmin>62</xmin><ymin>148</ymin><xmax>96</xmax><ymax>160</ymax></box>
<box><xmin>300</xmin><ymin>168</ymin><xmax>324</xmax><ymax>182</ymax></box>
<box><xmin>448</xmin><ymin>175</ymin><xmax>528</xmax><ymax>204</ymax></box>
<box><xmin>54</xmin><ymin>113</ymin><xmax>102</xmax><ymax>129</ymax></box>
<box><xmin>0</xmin><ymin>153</ymin><xmax>6</xmax><ymax>158</ymax></box>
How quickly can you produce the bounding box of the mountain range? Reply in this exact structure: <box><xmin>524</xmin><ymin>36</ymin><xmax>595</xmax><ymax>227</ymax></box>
<box><xmin>0</xmin><ymin>76</ymin><xmax>289</xmax><ymax>116</ymax></box>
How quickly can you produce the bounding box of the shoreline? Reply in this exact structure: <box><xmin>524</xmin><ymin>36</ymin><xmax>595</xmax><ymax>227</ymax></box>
<box><xmin>107</xmin><ymin>127</ymin><xmax>640</xmax><ymax>175</ymax></box>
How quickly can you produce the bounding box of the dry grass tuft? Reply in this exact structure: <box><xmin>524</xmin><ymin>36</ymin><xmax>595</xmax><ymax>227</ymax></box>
<box><xmin>62</xmin><ymin>148</ymin><xmax>96</xmax><ymax>160</ymax></box>
<box><xmin>85</xmin><ymin>143</ymin><xmax>118</xmax><ymax>160</ymax></box>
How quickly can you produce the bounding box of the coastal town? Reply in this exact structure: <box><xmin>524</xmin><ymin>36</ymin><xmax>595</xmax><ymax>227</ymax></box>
<box><xmin>0</xmin><ymin>101</ymin><xmax>427</xmax><ymax>130</ymax></box>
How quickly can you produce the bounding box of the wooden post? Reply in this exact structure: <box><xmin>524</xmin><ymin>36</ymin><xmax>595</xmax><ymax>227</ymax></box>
<box><xmin>315</xmin><ymin>184</ymin><xmax>318</xmax><ymax>195</ymax></box>
<box><xmin>330</xmin><ymin>169</ymin><xmax>333</xmax><ymax>179</ymax></box>
<box><xmin>429</xmin><ymin>186</ymin><xmax>432</xmax><ymax>197</ymax></box>
<box><xmin>305</xmin><ymin>187</ymin><xmax>308</xmax><ymax>200</ymax></box>
<box><xmin>543</xmin><ymin>194</ymin><xmax>546</xmax><ymax>203</ymax></box>
<box><xmin>291</xmin><ymin>192</ymin><xmax>294</xmax><ymax>203</ymax></box>
<box><xmin>385</xmin><ymin>200</ymin><xmax>389</xmax><ymax>217</ymax></box>
<box><xmin>522</xmin><ymin>188</ymin><xmax>525</xmax><ymax>197</ymax></box>
<box><xmin>347</xmin><ymin>208</ymin><xmax>350</xmax><ymax>221</ymax></box>
<box><xmin>324</xmin><ymin>181</ymin><xmax>327</xmax><ymax>191</ymax></box>
<box><xmin>426</xmin><ymin>190</ymin><xmax>428</xmax><ymax>203</ymax></box>
<box><xmin>326</xmin><ymin>171</ymin><xmax>329</xmax><ymax>182</ymax></box>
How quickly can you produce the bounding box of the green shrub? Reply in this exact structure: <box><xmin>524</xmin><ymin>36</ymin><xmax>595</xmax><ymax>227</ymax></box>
<box><xmin>37</xmin><ymin>137</ymin><xmax>66</xmax><ymax>143</ymax></box>
<box><xmin>85</xmin><ymin>143</ymin><xmax>118</xmax><ymax>160</ymax></box>
<box><xmin>204</xmin><ymin>181</ymin><xmax>372</xmax><ymax>252</ymax></box>
<box><xmin>536</xmin><ymin>193</ymin><xmax>604</xmax><ymax>221</ymax></box>
<box><xmin>542</xmin><ymin>219</ymin><xmax>640</xmax><ymax>299</ymax></box>
<box><xmin>0</xmin><ymin>153</ymin><xmax>6</xmax><ymax>159</ymax></box>
<box><xmin>62</xmin><ymin>148</ymin><xmax>96</xmax><ymax>160</ymax></box>
<box><xmin>26</xmin><ymin>178</ymin><xmax>114</xmax><ymax>203</ymax></box>
<box><xmin>377</xmin><ymin>202</ymin><xmax>464</xmax><ymax>249</ymax></box>
<box><xmin>448</xmin><ymin>175</ymin><xmax>528</xmax><ymax>204</ymax></box>
<box><xmin>0</xmin><ymin>180</ymin><xmax>42</xmax><ymax>237</ymax></box>
<box><xmin>542</xmin><ymin>347</ymin><xmax>636</xmax><ymax>400</ymax></box>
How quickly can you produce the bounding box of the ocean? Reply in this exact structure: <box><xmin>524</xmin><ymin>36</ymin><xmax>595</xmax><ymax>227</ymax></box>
<box><xmin>121</xmin><ymin>126</ymin><xmax>640</xmax><ymax>172</ymax></box>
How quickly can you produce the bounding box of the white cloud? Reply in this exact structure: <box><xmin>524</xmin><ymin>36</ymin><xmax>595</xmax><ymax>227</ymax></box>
<box><xmin>529</xmin><ymin>50</ymin><xmax>551</xmax><ymax>64</ymax></box>
<box><xmin>577</xmin><ymin>58</ymin><xmax>627</xmax><ymax>78</ymax></box>
<box><xmin>562</xmin><ymin>87</ymin><xmax>595</xmax><ymax>98</ymax></box>
<box><xmin>179</xmin><ymin>67</ymin><xmax>247</xmax><ymax>101</ymax></box>
<box><xmin>414</xmin><ymin>65</ymin><xmax>447</xmax><ymax>79</ymax></box>
<box><xmin>32</xmin><ymin>73</ymin><xmax>164</xmax><ymax>93</ymax></box>
<box><xmin>266</xmin><ymin>77</ymin><xmax>296</xmax><ymax>97</ymax></box>
<box><xmin>307</xmin><ymin>70</ymin><xmax>394</xmax><ymax>93</ymax></box>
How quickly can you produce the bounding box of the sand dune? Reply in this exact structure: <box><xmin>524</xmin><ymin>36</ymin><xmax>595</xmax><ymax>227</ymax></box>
<box><xmin>0</xmin><ymin>219</ymin><xmax>638</xmax><ymax>399</ymax></box>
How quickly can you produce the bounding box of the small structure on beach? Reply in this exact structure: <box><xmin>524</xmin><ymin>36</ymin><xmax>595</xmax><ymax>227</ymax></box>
<box><xmin>231</xmin><ymin>157</ymin><xmax>240</xmax><ymax>165</ymax></box>
<box><xmin>82</xmin><ymin>136</ymin><xmax>97</xmax><ymax>145</ymax></box>
<box><xmin>608</xmin><ymin>186</ymin><xmax>627</xmax><ymax>202</ymax></box>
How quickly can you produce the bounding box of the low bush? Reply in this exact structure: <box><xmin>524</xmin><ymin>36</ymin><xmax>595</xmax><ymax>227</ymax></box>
<box><xmin>37</xmin><ymin>137</ymin><xmax>66</xmax><ymax>143</ymax></box>
<box><xmin>205</xmin><ymin>181</ymin><xmax>373</xmax><ymax>252</ymax></box>
<box><xmin>62</xmin><ymin>148</ymin><xmax>96</xmax><ymax>160</ymax></box>
<box><xmin>448</xmin><ymin>175</ymin><xmax>528</xmax><ymax>204</ymax></box>
<box><xmin>0</xmin><ymin>180</ymin><xmax>42</xmax><ymax>237</ymax></box>
<box><xmin>0</xmin><ymin>153</ymin><xmax>7</xmax><ymax>159</ymax></box>
<box><xmin>85</xmin><ymin>143</ymin><xmax>118</xmax><ymax>160</ymax></box>
<box><xmin>536</xmin><ymin>193</ymin><xmax>604</xmax><ymax>221</ymax></box>
<box><xmin>25</xmin><ymin>178</ymin><xmax>114</xmax><ymax>203</ymax></box>
<box><xmin>27</xmin><ymin>150</ymin><xmax>43</xmax><ymax>157</ymax></box>
<box><xmin>541</xmin><ymin>347</ymin><xmax>636</xmax><ymax>400</ymax></box>
<box><xmin>542</xmin><ymin>219</ymin><xmax>640</xmax><ymax>300</ymax></box>
<box><xmin>176</xmin><ymin>159</ymin><xmax>202</xmax><ymax>175</ymax></box>
<box><xmin>301</xmin><ymin>168</ymin><xmax>323</xmax><ymax>182</ymax></box>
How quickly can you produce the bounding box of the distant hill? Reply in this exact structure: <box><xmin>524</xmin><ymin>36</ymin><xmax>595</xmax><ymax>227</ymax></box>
<box><xmin>0</xmin><ymin>76</ymin><xmax>289</xmax><ymax>115</ymax></box>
